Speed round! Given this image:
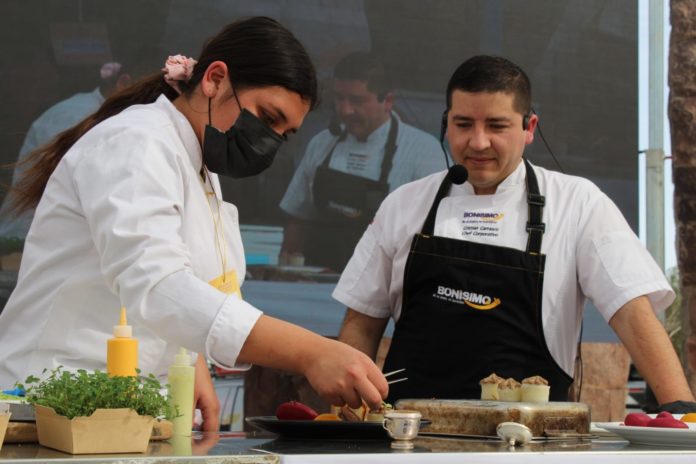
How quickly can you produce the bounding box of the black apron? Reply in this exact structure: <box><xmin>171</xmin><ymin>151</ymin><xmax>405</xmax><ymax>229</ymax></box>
<box><xmin>382</xmin><ymin>159</ymin><xmax>573</xmax><ymax>402</ymax></box>
<box><xmin>304</xmin><ymin>115</ymin><xmax>398</xmax><ymax>271</ymax></box>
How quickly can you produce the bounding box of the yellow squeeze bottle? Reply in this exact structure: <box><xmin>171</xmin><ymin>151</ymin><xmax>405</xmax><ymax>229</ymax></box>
<box><xmin>169</xmin><ymin>348</ymin><xmax>195</xmax><ymax>436</ymax></box>
<box><xmin>106</xmin><ymin>307</ymin><xmax>138</xmax><ymax>377</ymax></box>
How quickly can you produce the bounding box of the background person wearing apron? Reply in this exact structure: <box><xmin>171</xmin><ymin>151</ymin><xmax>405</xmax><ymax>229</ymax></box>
<box><xmin>333</xmin><ymin>55</ymin><xmax>696</xmax><ymax>412</ymax></box>
<box><xmin>279</xmin><ymin>51</ymin><xmax>442</xmax><ymax>272</ymax></box>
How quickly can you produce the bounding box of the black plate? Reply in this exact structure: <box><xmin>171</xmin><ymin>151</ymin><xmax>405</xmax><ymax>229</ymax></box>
<box><xmin>245</xmin><ymin>416</ymin><xmax>431</xmax><ymax>440</ymax></box>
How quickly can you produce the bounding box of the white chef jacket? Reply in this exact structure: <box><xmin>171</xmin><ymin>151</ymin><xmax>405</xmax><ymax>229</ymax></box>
<box><xmin>0</xmin><ymin>95</ymin><xmax>262</xmax><ymax>386</ymax></box>
<box><xmin>0</xmin><ymin>88</ymin><xmax>106</xmax><ymax>239</ymax></box>
<box><xmin>280</xmin><ymin>113</ymin><xmax>443</xmax><ymax>220</ymax></box>
<box><xmin>333</xmin><ymin>161</ymin><xmax>674</xmax><ymax>376</ymax></box>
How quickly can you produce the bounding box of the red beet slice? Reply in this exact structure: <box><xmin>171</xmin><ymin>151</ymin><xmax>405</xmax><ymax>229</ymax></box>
<box><xmin>624</xmin><ymin>412</ymin><xmax>652</xmax><ymax>427</ymax></box>
<box><xmin>647</xmin><ymin>417</ymin><xmax>689</xmax><ymax>429</ymax></box>
<box><xmin>276</xmin><ymin>401</ymin><xmax>319</xmax><ymax>420</ymax></box>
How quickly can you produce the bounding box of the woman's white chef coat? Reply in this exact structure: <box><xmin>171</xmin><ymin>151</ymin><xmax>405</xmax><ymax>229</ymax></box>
<box><xmin>333</xmin><ymin>161</ymin><xmax>674</xmax><ymax>376</ymax></box>
<box><xmin>0</xmin><ymin>95</ymin><xmax>262</xmax><ymax>386</ymax></box>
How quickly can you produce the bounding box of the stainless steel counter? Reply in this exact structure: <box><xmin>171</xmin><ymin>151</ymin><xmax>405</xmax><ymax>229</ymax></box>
<box><xmin>1</xmin><ymin>433</ymin><xmax>696</xmax><ymax>463</ymax></box>
<box><xmin>0</xmin><ymin>435</ymin><xmax>276</xmax><ymax>463</ymax></box>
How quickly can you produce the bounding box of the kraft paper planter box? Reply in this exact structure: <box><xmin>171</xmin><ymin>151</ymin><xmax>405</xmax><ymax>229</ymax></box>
<box><xmin>0</xmin><ymin>407</ymin><xmax>10</xmax><ymax>451</ymax></box>
<box><xmin>151</xmin><ymin>419</ymin><xmax>173</xmax><ymax>441</ymax></box>
<box><xmin>34</xmin><ymin>405</ymin><xmax>154</xmax><ymax>454</ymax></box>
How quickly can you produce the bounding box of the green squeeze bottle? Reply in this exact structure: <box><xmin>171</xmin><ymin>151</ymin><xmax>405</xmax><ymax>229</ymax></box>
<box><xmin>168</xmin><ymin>348</ymin><xmax>195</xmax><ymax>436</ymax></box>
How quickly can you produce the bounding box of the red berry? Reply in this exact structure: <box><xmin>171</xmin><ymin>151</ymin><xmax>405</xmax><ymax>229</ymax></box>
<box><xmin>656</xmin><ymin>411</ymin><xmax>674</xmax><ymax>419</ymax></box>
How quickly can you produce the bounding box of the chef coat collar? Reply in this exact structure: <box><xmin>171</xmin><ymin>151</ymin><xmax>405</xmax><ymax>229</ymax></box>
<box><xmin>455</xmin><ymin>158</ymin><xmax>527</xmax><ymax>196</ymax></box>
<box><xmin>343</xmin><ymin>112</ymin><xmax>398</xmax><ymax>145</ymax></box>
<box><xmin>154</xmin><ymin>95</ymin><xmax>204</xmax><ymax>176</ymax></box>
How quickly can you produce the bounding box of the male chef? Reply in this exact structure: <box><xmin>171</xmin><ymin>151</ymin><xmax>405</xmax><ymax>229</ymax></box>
<box><xmin>279</xmin><ymin>51</ymin><xmax>442</xmax><ymax>271</ymax></box>
<box><xmin>333</xmin><ymin>55</ymin><xmax>696</xmax><ymax>411</ymax></box>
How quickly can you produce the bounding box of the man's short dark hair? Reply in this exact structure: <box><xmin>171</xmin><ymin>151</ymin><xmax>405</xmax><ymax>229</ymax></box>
<box><xmin>333</xmin><ymin>52</ymin><xmax>392</xmax><ymax>101</ymax></box>
<box><xmin>446</xmin><ymin>55</ymin><xmax>531</xmax><ymax>114</ymax></box>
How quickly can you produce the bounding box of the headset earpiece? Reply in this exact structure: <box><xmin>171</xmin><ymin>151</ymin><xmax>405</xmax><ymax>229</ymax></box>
<box><xmin>439</xmin><ymin>109</ymin><xmax>451</xmax><ymax>169</ymax></box>
<box><xmin>522</xmin><ymin>112</ymin><xmax>531</xmax><ymax>131</ymax></box>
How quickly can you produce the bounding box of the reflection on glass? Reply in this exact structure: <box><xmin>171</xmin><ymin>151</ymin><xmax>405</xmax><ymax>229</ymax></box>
<box><xmin>0</xmin><ymin>63</ymin><xmax>132</xmax><ymax>243</ymax></box>
<box><xmin>0</xmin><ymin>0</ymin><xmax>639</xmax><ymax>339</ymax></box>
<box><xmin>279</xmin><ymin>52</ymin><xmax>442</xmax><ymax>272</ymax></box>
<box><xmin>170</xmin><ymin>434</ymin><xmax>193</xmax><ymax>456</ymax></box>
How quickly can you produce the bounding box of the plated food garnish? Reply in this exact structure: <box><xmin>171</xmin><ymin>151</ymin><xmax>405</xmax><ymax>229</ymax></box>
<box><xmin>624</xmin><ymin>412</ymin><xmax>652</xmax><ymax>427</ymax></box>
<box><xmin>332</xmin><ymin>400</ymin><xmax>394</xmax><ymax>422</ymax></box>
<box><xmin>479</xmin><ymin>373</ymin><xmax>550</xmax><ymax>403</ymax></box>
<box><xmin>479</xmin><ymin>373</ymin><xmax>504</xmax><ymax>400</ymax></box>
<box><xmin>275</xmin><ymin>400</ymin><xmax>392</xmax><ymax>422</ymax></box>
<box><xmin>365</xmin><ymin>401</ymin><xmax>393</xmax><ymax>422</ymax></box>
<box><xmin>622</xmin><ymin>411</ymin><xmax>691</xmax><ymax>429</ymax></box>
<box><xmin>334</xmin><ymin>403</ymin><xmax>367</xmax><ymax>421</ymax></box>
<box><xmin>498</xmin><ymin>378</ymin><xmax>521</xmax><ymax>402</ymax></box>
<box><xmin>275</xmin><ymin>401</ymin><xmax>318</xmax><ymax>420</ymax></box>
<box><xmin>520</xmin><ymin>375</ymin><xmax>550</xmax><ymax>403</ymax></box>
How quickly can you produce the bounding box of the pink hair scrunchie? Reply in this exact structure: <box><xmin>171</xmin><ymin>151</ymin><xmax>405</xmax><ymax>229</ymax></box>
<box><xmin>162</xmin><ymin>55</ymin><xmax>198</xmax><ymax>95</ymax></box>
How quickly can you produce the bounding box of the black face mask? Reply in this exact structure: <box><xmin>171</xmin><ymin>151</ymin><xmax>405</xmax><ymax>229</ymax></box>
<box><xmin>202</xmin><ymin>95</ymin><xmax>284</xmax><ymax>178</ymax></box>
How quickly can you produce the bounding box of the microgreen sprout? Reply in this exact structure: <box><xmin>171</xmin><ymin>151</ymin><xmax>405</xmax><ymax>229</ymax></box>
<box><xmin>18</xmin><ymin>367</ymin><xmax>173</xmax><ymax>420</ymax></box>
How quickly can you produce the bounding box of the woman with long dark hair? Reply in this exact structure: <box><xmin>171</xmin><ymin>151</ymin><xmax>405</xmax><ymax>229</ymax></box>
<box><xmin>0</xmin><ymin>17</ymin><xmax>387</xmax><ymax>430</ymax></box>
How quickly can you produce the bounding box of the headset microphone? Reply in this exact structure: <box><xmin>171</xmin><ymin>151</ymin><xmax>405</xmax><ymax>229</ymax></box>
<box><xmin>439</xmin><ymin>110</ymin><xmax>448</xmax><ymax>145</ymax></box>
<box><xmin>448</xmin><ymin>164</ymin><xmax>468</xmax><ymax>185</ymax></box>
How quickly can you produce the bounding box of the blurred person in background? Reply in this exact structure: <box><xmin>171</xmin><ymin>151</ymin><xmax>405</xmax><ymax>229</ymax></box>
<box><xmin>279</xmin><ymin>52</ymin><xmax>442</xmax><ymax>271</ymax></box>
<box><xmin>0</xmin><ymin>62</ymin><xmax>132</xmax><ymax>240</ymax></box>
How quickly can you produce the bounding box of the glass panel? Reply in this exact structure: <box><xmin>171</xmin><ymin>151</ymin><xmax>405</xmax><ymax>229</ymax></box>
<box><xmin>0</xmin><ymin>0</ymin><xmax>637</xmax><ymax>348</ymax></box>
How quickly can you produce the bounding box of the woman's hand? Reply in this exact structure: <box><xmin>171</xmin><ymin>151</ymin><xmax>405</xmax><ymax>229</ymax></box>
<box><xmin>301</xmin><ymin>337</ymin><xmax>388</xmax><ymax>411</ymax></box>
<box><xmin>238</xmin><ymin>315</ymin><xmax>388</xmax><ymax>411</ymax></box>
<box><xmin>194</xmin><ymin>355</ymin><xmax>220</xmax><ymax>432</ymax></box>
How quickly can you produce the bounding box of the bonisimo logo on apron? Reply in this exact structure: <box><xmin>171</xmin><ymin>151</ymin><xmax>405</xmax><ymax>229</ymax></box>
<box><xmin>434</xmin><ymin>285</ymin><xmax>501</xmax><ymax>310</ymax></box>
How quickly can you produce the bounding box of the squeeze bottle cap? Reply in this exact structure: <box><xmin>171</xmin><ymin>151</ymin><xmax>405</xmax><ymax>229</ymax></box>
<box><xmin>113</xmin><ymin>307</ymin><xmax>132</xmax><ymax>338</ymax></box>
<box><xmin>174</xmin><ymin>347</ymin><xmax>191</xmax><ymax>366</ymax></box>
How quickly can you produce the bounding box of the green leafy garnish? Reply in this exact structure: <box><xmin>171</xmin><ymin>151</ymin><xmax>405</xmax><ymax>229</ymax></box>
<box><xmin>18</xmin><ymin>367</ymin><xmax>172</xmax><ymax>420</ymax></box>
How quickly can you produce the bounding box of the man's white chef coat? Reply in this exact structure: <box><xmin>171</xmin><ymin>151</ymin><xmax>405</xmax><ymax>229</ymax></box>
<box><xmin>0</xmin><ymin>95</ymin><xmax>262</xmax><ymax>386</ymax></box>
<box><xmin>280</xmin><ymin>114</ymin><xmax>443</xmax><ymax>220</ymax></box>
<box><xmin>0</xmin><ymin>88</ymin><xmax>106</xmax><ymax>239</ymax></box>
<box><xmin>333</xmin><ymin>161</ymin><xmax>674</xmax><ymax>376</ymax></box>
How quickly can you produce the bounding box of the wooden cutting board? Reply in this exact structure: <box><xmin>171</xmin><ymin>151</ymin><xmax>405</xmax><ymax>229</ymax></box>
<box><xmin>4</xmin><ymin>419</ymin><xmax>173</xmax><ymax>444</ymax></box>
